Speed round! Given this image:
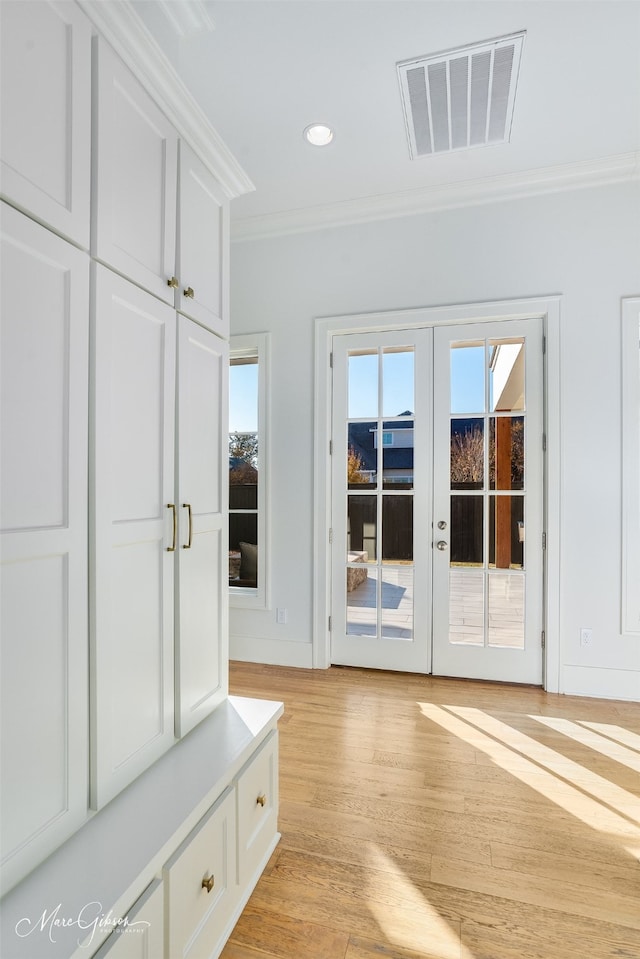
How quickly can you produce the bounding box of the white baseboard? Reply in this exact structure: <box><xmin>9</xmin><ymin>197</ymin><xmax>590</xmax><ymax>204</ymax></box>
<box><xmin>560</xmin><ymin>665</ymin><xmax>640</xmax><ymax>702</ymax></box>
<box><xmin>230</xmin><ymin>635</ymin><xmax>314</xmax><ymax>668</ymax></box>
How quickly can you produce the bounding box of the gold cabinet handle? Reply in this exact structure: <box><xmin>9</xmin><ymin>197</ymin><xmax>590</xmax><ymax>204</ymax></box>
<box><xmin>167</xmin><ymin>276</ymin><xmax>179</xmax><ymax>288</ymax></box>
<box><xmin>166</xmin><ymin>504</ymin><xmax>177</xmax><ymax>552</ymax></box>
<box><xmin>201</xmin><ymin>874</ymin><xmax>215</xmax><ymax>893</ymax></box>
<box><xmin>182</xmin><ymin>503</ymin><xmax>192</xmax><ymax>549</ymax></box>
<box><xmin>183</xmin><ymin>286</ymin><xmax>195</xmax><ymax>299</ymax></box>
<box><xmin>256</xmin><ymin>794</ymin><xmax>266</xmax><ymax>807</ymax></box>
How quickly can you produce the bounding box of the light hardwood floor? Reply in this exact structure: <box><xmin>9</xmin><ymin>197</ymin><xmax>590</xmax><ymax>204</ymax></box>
<box><xmin>223</xmin><ymin>662</ymin><xmax>640</xmax><ymax>959</ymax></box>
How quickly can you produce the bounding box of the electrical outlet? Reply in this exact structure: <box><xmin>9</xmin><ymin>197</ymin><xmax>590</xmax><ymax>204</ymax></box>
<box><xmin>580</xmin><ymin>627</ymin><xmax>593</xmax><ymax>648</ymax></box>
<box><xmin>276</xmin><ymin>608</ymin><xmax>287</xmax><ymax>625</ymax></box>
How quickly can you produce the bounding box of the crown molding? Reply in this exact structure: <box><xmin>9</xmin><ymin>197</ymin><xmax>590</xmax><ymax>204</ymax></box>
<box><xmin>156</xmin><ymin>0</ymin><xmax>215</xmax><ymax>38</ymax></box>
<box><xmin>77</xmin><ymin>0</ymin><xmax>254</xmax><ymax>200</ymax></box>
<box><xmin>231</xmin><ymin>151</ymin><xmax>639</xmax><ymax>242</ymax></box>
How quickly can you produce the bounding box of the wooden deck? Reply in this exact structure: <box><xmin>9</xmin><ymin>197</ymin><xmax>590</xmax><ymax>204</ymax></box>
<box><xmin>347</xmin><ymin>566</ymin><xmax>525</xmax><ymax>648</ymax></box>
<box><xmin>224</xmin><ymin>662</ymin><xmax>640</xmax><ymax>959</ymax></box>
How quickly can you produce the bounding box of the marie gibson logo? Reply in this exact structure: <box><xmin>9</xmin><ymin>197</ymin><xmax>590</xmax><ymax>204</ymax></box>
<box><xmin>15</xmin><ymin>902</ymin><xmax>150</xmax><ymax>948</ymax></box>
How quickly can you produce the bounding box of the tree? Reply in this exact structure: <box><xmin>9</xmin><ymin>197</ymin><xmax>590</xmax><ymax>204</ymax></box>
<box><xmin>450</xmin><ymin>426</ymin><xmax>484</xmax><ymax>485</ymax></box>
<box><xmin>347</xmin><ymin>446</ymin><xmax>368</xmax><ymax>484</ymax></box>
<box><xmin>450</xmin><ymin>418</ymin><xmax>525</xmax><ymax>487</ymax></box>
<box><xmin>229</xmin><ymin>431</ymin><xmax>258</xmax><ymax>467</ymax></box>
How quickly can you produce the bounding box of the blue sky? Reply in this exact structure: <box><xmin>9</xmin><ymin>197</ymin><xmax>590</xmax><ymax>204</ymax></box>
<box><xmin>230</xmin><ymin>344</ymin><xmax>491</xmax><ymax>433</ymax></box>
<box><xmin>229</xmin><ymin>363</ymin><xmax>258</xmax><ymax>432</ymax></box>
<box><xmin>347</xmin><ymin>346</ymin><xmax>487</xmax><ymax>419</ymax></box>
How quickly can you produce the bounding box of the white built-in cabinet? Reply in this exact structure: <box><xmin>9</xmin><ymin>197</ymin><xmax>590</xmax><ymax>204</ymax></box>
<box><xmin>177</xmin><ymin>142</ymin><xmax>228</xmax><ymax>338</ymax></box>
<box><xmin>91</xmin><ymin>267</ymin><xmax>177</xmax><ymax>808</ymax></box>
<box><xmin>0</xmin><ymin>202</ymin><xmax>89</xmax><ymax>895</ymax></box>
<box><xmin>92</xmin><ymin>40</ymin><xmax>229</xmax><ymax>337</ymax></box>
<box><xmin>91</xmin><ymin>270</ymin><xmax>230</xmax><ymax>806</ymax></box>
<box><xmin>92</xmin><ymin>880</ymin><xmax>164</xmax><ymax>959</ymax></box>
<box><xmin>0</xmin><ymin>2</ymin><xmax>279</xmax><ymax>955</ymax></box>
<box><xmin>0</xmin><ymin>0</ymin><xmax>91</xmax><ymax>247</ymax></box>
<box><xmin>92</xmin><ymin>38</ymin><xmax>177</xmax><ymax>305</ymax></box>
<box><xmin>175</xmin><ymin>316</ymin><xmax>229</xmax><ymax>737</ymax></box>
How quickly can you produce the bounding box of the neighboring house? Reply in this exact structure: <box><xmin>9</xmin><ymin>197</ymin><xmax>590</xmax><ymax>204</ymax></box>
<box><xmin>349</xmin><ymin>414</ymin><xmax>414</xmax><ymax>485</ymax></box>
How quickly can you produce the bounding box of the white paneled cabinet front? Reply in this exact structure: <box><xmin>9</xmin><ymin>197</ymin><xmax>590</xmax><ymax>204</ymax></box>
<box><xmin>0</xmin><ymin>0</ymin><xmax>91</xmax><ymax>248</ymax></box>
<box><xmin>163</xmin><ymin>787</ymin><xmax>238</xmax><ymax>959</ymax></box>
<box><xmin>0</xmin><ymin>203</ymin><xmax>89</xmax><ymax>894</ymax></box>
<box><xmin>176</xmin><ymin>317</ymin><xmax>229</xmax><ymax>736</ymax></box>
<box><xmin>177</xmin><ymin>142</ymin><xmax>228</xmax><ymax>338</ymax></box>
<box><xmin>92</xmin><ymin>879</ymin><xmax>164</xmax><ymax>959</ymax></box>
<box><xmin>92</xmin><ymin>38</ymin><xmax>177</xmax><ymax>305</ymax></box>
<box><xmin>91</xmin><ymin>268</ymin><xmax>229</xmax><ymax>804</ymax></box>
<box><xmin>91</xmin><ymin>265</ymin><xmax>176</xmax><ymax>809</ymax></box>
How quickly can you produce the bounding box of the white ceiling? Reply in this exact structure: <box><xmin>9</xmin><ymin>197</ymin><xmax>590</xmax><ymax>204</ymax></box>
<box><xmin>133</xmin><ymin>1</ymin><xmax>640</xmax><ymax>236</ymax></box>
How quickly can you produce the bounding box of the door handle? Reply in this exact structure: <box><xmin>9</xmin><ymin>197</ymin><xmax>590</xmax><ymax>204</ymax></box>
<box><xmin>436</xmin><ymin>540</ymin><xmax>448</xmax><ymax>551</ymax></box>
<box><xmin>166</xmin><ymin>504</ymin><xmax>177</xmax><ymax>552</ymax></box>
<box><xmin>182</xmin><ymin>503</ymin><xmax>193</xmax><ymax>549</ymax></box>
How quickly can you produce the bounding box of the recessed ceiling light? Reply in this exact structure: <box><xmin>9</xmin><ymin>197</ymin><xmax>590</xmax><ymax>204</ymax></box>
<box><xmin>304</xmin><ymin>124</ymin><xmax>334</xmax><ymax>146</ymax></box>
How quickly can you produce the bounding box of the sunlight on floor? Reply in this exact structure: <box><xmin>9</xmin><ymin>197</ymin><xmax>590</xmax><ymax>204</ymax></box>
<box><xmin>578</xmin><ymin>720</ymin><xmax>640</xmax><ymax>752</ymax></box>
<box><xmin>532</xmin><ymin>714</ymin><xmax>640</xmax><ymax>773</ymax></box>
<box><xmin>365</xmin><ymin>843</ymin><xmax>476</xmax><ymax>959</ymax></box>
<box><xmin>418</xmin><ymin>703</ymin><xmax>640</xmax><ymax>862</ymax></box>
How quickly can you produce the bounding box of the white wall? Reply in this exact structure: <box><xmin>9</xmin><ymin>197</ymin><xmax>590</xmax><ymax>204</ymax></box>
<box><xmin>229</xmin><ymin>180</ymin><xmax>640</xmax><ymax>699</ymax></box>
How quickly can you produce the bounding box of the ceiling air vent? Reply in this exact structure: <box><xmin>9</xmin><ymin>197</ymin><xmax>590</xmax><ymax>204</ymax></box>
<box><xmin>397</xmin><ymin>32</ymin><xmax>525</xmax><ymax>159</ymax></box>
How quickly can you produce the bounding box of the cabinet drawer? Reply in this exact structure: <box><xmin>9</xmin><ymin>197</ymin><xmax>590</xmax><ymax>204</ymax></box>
<box><xmin>237</xmin><ymin>731</ymin><xmax>278</xmax><ymax>884</ymax></box>
<box><xmin>92</xmin><ymin>879</ymin><xmax>163</xmax><ymax>958</ymax></box>
<box><xmin>163</xmin><ymin>787</ymin><xmax>237</xmax><ymax>959</ymax></box>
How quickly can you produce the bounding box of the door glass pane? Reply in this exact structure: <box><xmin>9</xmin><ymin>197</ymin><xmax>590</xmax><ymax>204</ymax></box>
<box><xmin>451</xmin><ymin>344</ymin><xmax>484</xmax><ymax>413</ymax></box>
<box><xmin>489</xmin><ymin>572</ymin><xmax>524</xmax><ymax>648</ymax></box>
<box><xmin>489</xmin><ymin>416</ymin><xmax>524</xmax><ymax>490</ymax></box>
<box><xmin>229</xmin><ymin>357</ymin><xmax>258</xmax><ymax>589</ymax></box>
<box><xmin>451</xmin><ymin>418</ymin><xmax>484</xmax><ymax>490</ymax></box>
<box><xmin>347</xmin><ymin>566</ymin><xmax>378</xmax><ymax>636</ymax></box>
<box><xmin>489</xmin><ymin>338</ymin><xmax>525</xmax><ymax>412</ymax></box>
<box><xmin>382</xmin><ymin>496</ymin><xmax>413</xmax><ymax>562</ymax></box>
<box><xmin>449</xmin><ymin>568</ymin><xmax>484</xmax><ymax>645</ymax></box>
<box><xmin>489</xmin><ymin>495</ymin><xmax>524</xmax><ymax>569</ymax></box>
<box><xmin>347</xmin><ymin>423</ymin><xmax>376</xmax><ymax>488</ymax></box>
<box><xmin>383</xmin><ymin>348</ymin><xmax>414</xmax><ymax>417</ymax></box>
<box><xmin>381</xmin><ymin>419</ymin><xmax>414</xmax><ymax>489</ymax></box>
<box><xmin>347</xmin><ymin>494</ymin><xmax>377</xmax><ymax>562</ymax></box>
<box><xmin>349</xmin><ymin>351</ymin><xmax>378</xmax><ymax>418</ymax></box>
<box><xmin>450</xmin><ymin>494</ymin><xmax>483</xmax><ymax>565</ymax></box>
<box><xmin>381</xmin><ymin>567</ymin><xmax>413</xmax><ymax>640</ymax></box>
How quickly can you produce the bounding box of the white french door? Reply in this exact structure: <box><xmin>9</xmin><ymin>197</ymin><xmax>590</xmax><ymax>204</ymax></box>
<box><xmin>330</xmin><ymin>318</ymin><xmax>544</xmax><ymax>684</ymax></box>
<box><xmin>432</xmin><ymin>319</ymin><xmax>544</xmax><ymax>683</ymax></box>
<box><xmin>331</xmin><ymin>329</ymin><xmax>432</xmax><ymax>672</ymax></box>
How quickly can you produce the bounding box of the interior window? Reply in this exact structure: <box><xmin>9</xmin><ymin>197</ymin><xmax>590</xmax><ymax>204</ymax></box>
<box><xmin>228</xmin><ymin>334</ymin><xmax>269</xmax><ymax>607</ymax></box>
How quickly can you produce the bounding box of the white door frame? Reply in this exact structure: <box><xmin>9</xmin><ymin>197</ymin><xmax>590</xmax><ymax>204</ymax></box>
<box><xmin>313</xmin><ymin>296</ymin><xmax>562</xmax><ymax>692</ymax></box>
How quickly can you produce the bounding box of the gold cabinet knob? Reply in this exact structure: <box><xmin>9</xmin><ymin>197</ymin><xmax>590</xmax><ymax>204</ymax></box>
<box><xmin>167</xmin><ymin>276</ymin><xmax>179</xmax><ymax>288</ymax></box>
<box><xmin>202</xmin><ymin>874</ymin><xmax>215</xmax><ymax>893</ymax></box>
<box><xmin>184</xmin><ymin>286</ymin><xmax>195</xmax><ymax>299</ymax></box>
<box><xmin>256</xmin><ymin>794</ymin><xmax>266</xmax><ymax>807</ymax></box>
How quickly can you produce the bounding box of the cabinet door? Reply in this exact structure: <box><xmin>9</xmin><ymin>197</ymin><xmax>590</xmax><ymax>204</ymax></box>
<box><xmin>0</xmin><ymin>203</ymin><xmax>89</xmax><ymax>894</ymax></box>
<box><xmin>91</xmin><ymin>265</ymin><xmax>176</xmax><ymax>809</ymax></box>
<box><xmin>176</xmin><ymin>142</ymin><xmax>228</xmax><ymax>338</ymax></box>
<box><xmin>91</xmin><ymin>879</ymin><xmax>164</xmax><ymax>959</ymax></box>
<box><xmin>237</xmin><ymin>732</ymin><xmax>279</xmax><ymax>887</ymax></box>
<box><xmin>93</xmin><ymin>39</ymin><xmax>177</xmax><ymax>304</ymax></box>
<box><xmin>0</xmin><ymin>1</ymin><xmax>91</xmax><ymax>248</ymax></box>
<box><xmin>176</xmin><ymin>318</ymin><xmax>229</xmax><ymax>737</ymax></box>
<box><xmin>163</xmin><ymin>787</ymin><xmax>238</xmax><ymax>959</ymax></box>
